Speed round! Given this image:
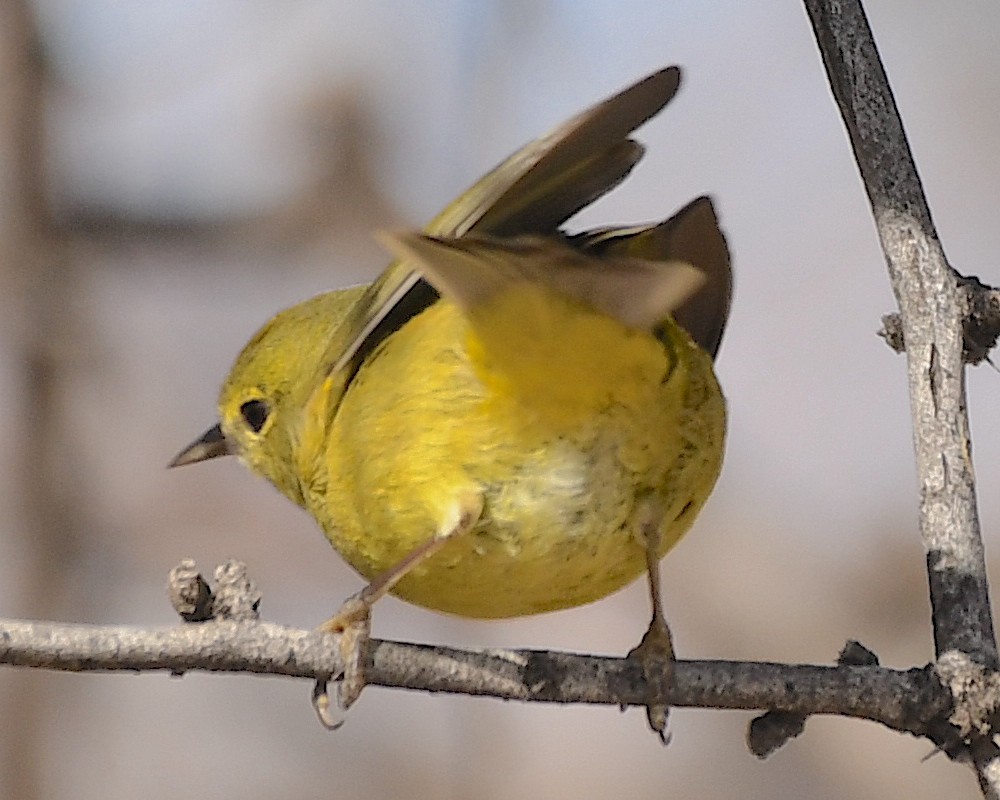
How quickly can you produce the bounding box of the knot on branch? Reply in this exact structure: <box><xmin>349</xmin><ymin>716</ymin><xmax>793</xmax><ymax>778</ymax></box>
<box><xmin>747</xmin><ymin>640</ymin><xmax>881</xmax><ymax>758</ymax></box>
<box><xmin>879</xmin><ymin>274</ymin><xmax>1000</xmax><ymax>364</ymax></box>
<box><xmin>935</xmin><ymin>651</ymin><xmax>1000</xmax><ymax>740</ymax></box>
<box><xmin>167</xmin><ymin>559</ymin><xmax>261</xmax><ymax>623</ymax></box>
<box><xmin>959</xmin><ymin>275</ymin><xmax>1000</xmax><ymax>364</ymax></box>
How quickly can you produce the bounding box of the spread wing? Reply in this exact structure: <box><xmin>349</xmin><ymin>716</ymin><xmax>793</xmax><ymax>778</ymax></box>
<box><xmin>307</xmin><ymin>67</ymin><xmax>683</xmax><ymax>411</ymax></box>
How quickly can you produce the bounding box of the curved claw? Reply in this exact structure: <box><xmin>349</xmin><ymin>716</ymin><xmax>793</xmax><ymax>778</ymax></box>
<box><xmin>314</xmin><ymin>593</ymin><xmax>373</xmax><ymax>727</ymax></box>
<box><xmin>312</xmin><ymin>678</ymin><xmax>348</xmax><ymax>731</ymax></box>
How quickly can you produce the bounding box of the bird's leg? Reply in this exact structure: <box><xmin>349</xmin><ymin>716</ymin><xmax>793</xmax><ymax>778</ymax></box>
<box><xmin>626</xmin><ymin>508</ymin><xmax>675</xmax><ymax>743</ymax></box>
<box><xmin>313</xmin><ymin>491</ymin><xmax>484</xmax><ymax>728</ymax></box>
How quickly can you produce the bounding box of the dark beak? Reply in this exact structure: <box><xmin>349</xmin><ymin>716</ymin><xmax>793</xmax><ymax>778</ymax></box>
<box><xmin>169</xmin><ymin>423</ymin><xmax>232</xmax><ymax>468</ymax></box>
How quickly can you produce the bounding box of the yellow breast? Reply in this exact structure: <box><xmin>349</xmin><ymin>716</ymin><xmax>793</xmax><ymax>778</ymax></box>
<box><xmin>300</xmin><ymin>286</ymin><xmax>725</xmax><ymax>618</ymax></box>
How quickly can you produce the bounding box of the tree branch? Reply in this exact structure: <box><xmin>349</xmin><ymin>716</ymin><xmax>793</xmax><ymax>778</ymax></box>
<box><xmin>804</xmin><ymin>0</ymin><xmax>1000</xmax><ymax>793</ymax></box>
<box><xmin>0</xmin><ymin>615</ymin><xmax>951</xmax><ymax>738</ymax></box>
<box><xmin>804</xmin><ymin>0</ymin><xmax>997</xmax><ymax>673</ymax></box>
<box><xmin>0</xmin><ymin>558</ymin><xmax>964</xmax><ymax>757</ymax></box>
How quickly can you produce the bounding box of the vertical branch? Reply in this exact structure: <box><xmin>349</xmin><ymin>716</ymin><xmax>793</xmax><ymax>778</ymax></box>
<box><xmin>0</xmin><ymin>2</ymin><xmax>92</xmax><ymax>798</ymax></box>
<box><xmin>3</xmin><ymin>2</ymin><xmax>85</xmax><ymax>609</ymax></box>
<box><xmin>803</xmin><ymin>0</ymin><xmax>997</xmax><ymax>668</ymax></box>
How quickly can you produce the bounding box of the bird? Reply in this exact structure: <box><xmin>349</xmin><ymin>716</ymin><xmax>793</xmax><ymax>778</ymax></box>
<box><xmin>171</xmin><ymin>66</ymin><xmax>731</xmax><ymax>739</ymax></box>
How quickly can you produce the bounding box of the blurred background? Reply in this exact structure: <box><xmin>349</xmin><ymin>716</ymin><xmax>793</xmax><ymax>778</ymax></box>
<box><xmin>1</xmin><ymin>1</ymin><xmax>999</xmax><ymax>798</ymax></box>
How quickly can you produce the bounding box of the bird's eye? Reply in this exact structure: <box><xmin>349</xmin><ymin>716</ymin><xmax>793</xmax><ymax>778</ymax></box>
<box><xmin>239</xmin><ymin>399</ymin><xmax>270</xmax><ymax>433</ymax></box>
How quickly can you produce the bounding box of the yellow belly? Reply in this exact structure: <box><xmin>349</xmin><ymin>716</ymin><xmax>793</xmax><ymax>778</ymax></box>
<box><xmin>303</xmin><ymin>290</ymin><xmax>725</xmax><ymax>618</ymax></box>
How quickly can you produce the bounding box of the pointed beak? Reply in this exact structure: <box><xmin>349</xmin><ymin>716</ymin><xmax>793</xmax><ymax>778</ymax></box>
<box><xmin>168</xmin><ymin>423</ymin><xmax>232</xmax><ymax>468</ymax></box>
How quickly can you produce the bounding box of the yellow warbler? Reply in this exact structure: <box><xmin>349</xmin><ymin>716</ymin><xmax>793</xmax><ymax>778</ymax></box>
<box><xmin>172</xmin><ymin>67</ymin><xmax>730</xmax><ymax>736</ymax></box>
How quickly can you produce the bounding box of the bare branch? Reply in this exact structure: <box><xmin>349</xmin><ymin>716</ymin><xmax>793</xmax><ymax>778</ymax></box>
<box><xmin>804</xmin><ymin>0</ymin><xmax>1000</xmax><ymax>792</ymax></box>
<box><xmin>0</xmin><ymin>615</ymin><xmax>952</xmax><ymax>738</ymax></box>
<box><xmin>803</xmin><ymin>0</ymin><xmax>997</xmax><ymax>668</ymax></box>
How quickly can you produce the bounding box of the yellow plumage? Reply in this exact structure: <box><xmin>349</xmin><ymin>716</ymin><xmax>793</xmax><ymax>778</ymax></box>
<box><xmin>172</xmin><ymin>66</ymin><xmax>731</xmax><ymax>734</ymax></box>
<box><xmin>296</xmin><ymin>275</ymin><xmax>723</xmax><ymax>617</ymax></box>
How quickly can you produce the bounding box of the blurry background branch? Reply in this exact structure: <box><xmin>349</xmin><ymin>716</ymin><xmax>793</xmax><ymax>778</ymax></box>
<box><xmin>1</xmin><ymin>2</ymin><xmax>97</xmax><ymax>797</ymax></box>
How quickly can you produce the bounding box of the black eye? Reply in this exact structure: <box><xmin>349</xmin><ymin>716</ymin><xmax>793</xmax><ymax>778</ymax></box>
<box><xmin>240</xmin><ymin>399</ymin><xmax>270</xmax><ymax>433</ymax></box>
